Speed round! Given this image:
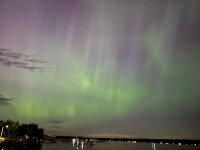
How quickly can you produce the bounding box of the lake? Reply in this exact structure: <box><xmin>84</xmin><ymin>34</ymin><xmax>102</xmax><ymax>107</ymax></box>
<box><xmin>0</xmin><ymin>141</ymin><xmax>199</xmax><ymax>150</ymax></box>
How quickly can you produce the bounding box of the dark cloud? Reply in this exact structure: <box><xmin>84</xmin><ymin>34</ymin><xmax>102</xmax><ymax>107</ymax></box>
<box><xmin>47</xmin><ymin>118</ymin><xmax>65</xmax><ymax>124</ymax></box>
<box><xmin>18</xmin><ymin>66</ymin><xmax>43</xmax><ymax>71</ymax></box>
<box><xmin>0</xmin><ymin>57</ymin><xmax>28</xmax><ymax>67</ymax></box>
<box><xmin>0</xmin><ymin>94</ymin><xmax>12</xmax><ymax>106</ymax></box>
<box><xmin>0</xmin><ymin>48</ymin><xmax>45</xmax><ymax>71</ymax></box>
<box><xmin>24</xmin><ymin>58</ymin><xmax>45</xmax><ymax>64</ymax></box>
<box><xmin>0</xmin><ymin>48</ymin><xmax>29</xmax><ymax>59</ymax></box>
<box><xmin>50</xmin><ymin>126</ymin><xmax>64</xmax><ymax>129</ymax></box>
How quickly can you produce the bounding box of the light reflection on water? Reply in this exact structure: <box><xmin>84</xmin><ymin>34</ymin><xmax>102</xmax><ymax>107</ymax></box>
<box><xmin>0</xmin><ymin>141</ymin><xmax>199</xmax><ymax>150</ymax></box>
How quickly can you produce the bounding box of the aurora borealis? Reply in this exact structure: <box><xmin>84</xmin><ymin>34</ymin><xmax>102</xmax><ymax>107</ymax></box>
<box><xmin>0</xmin><ymin>0</ymin><xmax>200</xmax><ymax>139</ymax></box>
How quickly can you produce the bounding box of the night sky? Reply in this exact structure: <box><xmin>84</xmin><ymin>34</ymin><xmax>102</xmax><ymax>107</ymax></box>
<box><xmin>0</xmin><ymin>0</ymin><xmax>200</xmax><ymax>139</ymax></box>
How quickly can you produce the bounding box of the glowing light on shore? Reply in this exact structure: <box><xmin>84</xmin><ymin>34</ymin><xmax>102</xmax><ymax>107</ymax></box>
<box><xmin>72</xmin><ymin>138</ymin><xmax>76</xmax><ymax>146</ymax></box>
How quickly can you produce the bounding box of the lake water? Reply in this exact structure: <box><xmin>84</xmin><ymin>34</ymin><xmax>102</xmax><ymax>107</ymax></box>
<box><xmin>1</xmin><ymin>141</ymin><xmax>199</xmax><ymax>150</ymax></box>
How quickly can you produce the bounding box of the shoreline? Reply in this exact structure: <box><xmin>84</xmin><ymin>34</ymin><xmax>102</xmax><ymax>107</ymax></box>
<box><xmin>55</xmin><ymin>136</ymin><xmax>200</xmax><ymax>145</ymax></box>
<box><xmin>1</xmin><ymin>136</ymin><xmax>200</xmax><ymax>146</ymax></box>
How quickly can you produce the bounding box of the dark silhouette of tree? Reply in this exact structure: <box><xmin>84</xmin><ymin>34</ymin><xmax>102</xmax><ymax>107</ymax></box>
<box><xmin>5</xmin><ymin>119</ymin><xmax>19</xmax><ymax>138</ymax></box>
<box><xmin>17</xmin><ymin>124</ymin><xmax>44</xmax><ymax>139</ymax></box>
<box><xmin>27</xmin><ymin>124</ymin><xmax>39</xmax><ymax>139</ymax></box>
<box><xmin>0</xmin><ymin>120</ymin><xmax>44</xmax><ymax>140</ymax></box>
<box><xmin>0</xmin><ymin>120</ymin><xmax>4</xmax><ymax>127</ymax></box>
<box><xmin>17</xmin><ymin>124</ymin><xmax>28</xmax><ymax>138</ymax></box>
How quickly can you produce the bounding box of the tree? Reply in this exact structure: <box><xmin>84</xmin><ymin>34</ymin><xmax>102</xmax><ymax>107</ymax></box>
<box><xmin>17</xmin><ymin>124</ymin><xmax>28</xmax><ymax>138</ymax></box>
<box><xmin>5</xmin><ymin>120</ymin><xmax>19</xmax><ymax>138</ymax></box>
<box><xmin>0</xmin><ymin>120</ymin><xmax>44</xmax><ymax>140</ymax></box>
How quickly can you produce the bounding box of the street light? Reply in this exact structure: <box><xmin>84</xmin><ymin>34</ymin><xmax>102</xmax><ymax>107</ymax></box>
<box><xmin>0</xmin><ymin>125</ymin><xmax>8</xmax><ymax>137</ymax></box>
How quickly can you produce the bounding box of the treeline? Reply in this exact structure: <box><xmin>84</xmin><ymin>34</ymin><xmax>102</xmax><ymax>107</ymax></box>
<box><xmin>0</xmin><ymin>120</ymin><xmax>44</xmax><ymax>140</ymax></box>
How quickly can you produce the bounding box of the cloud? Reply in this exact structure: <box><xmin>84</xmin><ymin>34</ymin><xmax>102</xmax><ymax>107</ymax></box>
<box><xmin>0</xmin><ymin>57</ymin><xmax>28</xmax><ymax>67</ymax></box>
<box><xmin>24</xmin><ymin>58</ymin><xmax>45</xmax><ymax>64</ymax></box>
<box><xmin>46</xmin><ymin>119</ymin><xmax>65</xmax><ymax>129</ymax></box>
<box><xmin>50</xmin><ymin>126</ymin><xmax>64</xmax><ymax>129</ymax></box>
<box><xmin>0</xmin><ymin>48</ymin><xmax>45</xmax><ymax>71</ymax></box>
<box><xmin>0</xmin><ymin>94</ymin><xmax>12</xmax><ymax>106</ymax></box>
<box><xmin>47</xmin><ymin>118</ymin><xmax>65</xmax><ymax>124</ymax></box>
<box><xmin>0</xmin><ymin>48</ymin><xmax>29</xmax><ymax>59</ymax></box>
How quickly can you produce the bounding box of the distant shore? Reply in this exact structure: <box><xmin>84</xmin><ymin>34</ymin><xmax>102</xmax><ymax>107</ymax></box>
<box><xmin>55</xmin><ymin>135</ymin><xmax>200</xmax><ymax>145</ymax></box>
